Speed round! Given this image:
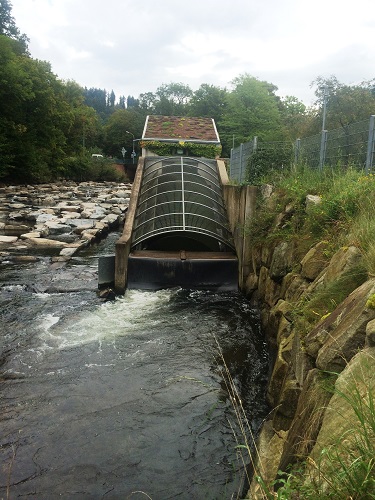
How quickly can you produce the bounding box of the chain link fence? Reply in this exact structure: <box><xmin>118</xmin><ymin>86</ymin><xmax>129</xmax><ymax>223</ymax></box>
<box><xmin>230</xmin><ymin>115</ymin><xmax>375</xmax><ymax>183</ymax></box>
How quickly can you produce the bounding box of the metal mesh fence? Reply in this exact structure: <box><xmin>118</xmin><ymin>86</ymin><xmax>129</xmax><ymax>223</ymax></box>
<box><xmin>229</xmin><ymin>115</ymin><xmax>375</xmax><ymax>182</ymax></box>
<box><xmin>230</xmin><ymin>140</ymin><xmax>293</xmax><ymax>183</ymax></box>
<box><xmin>229</xmin><ymin>140</ymin><xmax>255</xmax><ymax>182</ymax></box>
<box><xmin>324</xmin><ymin>119</ymin><xmax>369</xmax><ymax>168</ymax></box>
<box><xmin>295</xmin><ymin>133</ymin><xmax>321</xmax><ymax>168</ymax></box>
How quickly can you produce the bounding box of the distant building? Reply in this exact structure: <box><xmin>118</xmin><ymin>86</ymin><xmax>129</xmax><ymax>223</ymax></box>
<box><xmin>140</xmin><ymin>115</ymin><xmax>221</xmax><ymax>158</ymax></box>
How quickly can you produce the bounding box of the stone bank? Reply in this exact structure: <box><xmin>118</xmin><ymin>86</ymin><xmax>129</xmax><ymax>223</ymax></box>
<box><xmin>0</xmin><ymin>181</ymin><xmax>131</xmax><ymax>265</ymax></box>
<box><xmin>226</xmin><ymin>184</ymin><xmax>375</xmax><ymax>497</ymax></box>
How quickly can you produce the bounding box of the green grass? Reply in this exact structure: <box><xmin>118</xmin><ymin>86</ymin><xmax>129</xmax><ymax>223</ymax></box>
<box><xmin>247</xmin><ymin>166</ymin><xmax>375</xmax><ymax>255</ymax></box>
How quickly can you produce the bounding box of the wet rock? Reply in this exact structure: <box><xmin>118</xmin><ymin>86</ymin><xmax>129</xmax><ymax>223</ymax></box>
<box><xmin>45</xmin><ymin>221</ymin><xmax>72</xmax><ymax>235</ymax></box>
<box><xmin>59</xmin><ymin>247</ymin><xmax>80</xmax><ymax>257</ymax></box>
<box><xmin>0</xmin><ymin>235</ymin><xmax>18</xmax><ymax>243</ymax></box>
<box><xmin>36</xmin><ymin>213</ymin><xmax>55</xmax><ymax>223</ymax></box>
<box><xmin>0</xmin><ymin>180</ymin><xmax>132</xmax><ymax>264</ymax></box>
<box><xmin>98</xmin><ymin>288</ymin><xmax>116</xmax><ymax>301</ymax></box>
<box><xmin>47</xmin><ymin>234</ymin><xmax>77</xmax><ymax>243</ymax></box>
<box><xmin>11</xmin><ymin>255</ymin><xmax>39</xmax><ymax>263</ymax></box>
<box><xmin>21</xmin><ymin>231</ymin><xmax>41</xmax><ymax>239</ymax></box>
<box><xmin>5</xmin><ymin>223</ymin><xmax>30</xmax><ymax>232</ymax></box>
<box><xmin>26</xmin><ymin>237</ymin><xmax>68</xmax><ymax>248</ymax></box>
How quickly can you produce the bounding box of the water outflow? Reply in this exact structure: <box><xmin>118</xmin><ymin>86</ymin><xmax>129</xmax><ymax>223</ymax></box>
<box><xmin>0</xmin><ymin>235</ymin><xmax>269</xmax><ymax>499</ymax></box>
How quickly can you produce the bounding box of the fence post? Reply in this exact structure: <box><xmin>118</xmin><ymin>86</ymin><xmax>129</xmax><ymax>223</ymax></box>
<box><xmin>319</xmin><ymin>130</ymin><xmax>327</xmax><ymax>170</ymax></box>
<box><xmin>239</xmin><ymin>143</ymin><xmax>244</xmax><ymax>182</ymax></box>
<box><xmin>246</xmin><ymin>137</ymin><xmax>258</xmax><ymax>183</ymax></box>
<box><xmin>229</xmin><ymin>147</ymin><xmax>233</xmax><ymax>178</ymax></box>
<box><xmin>295</xmin><ymin>138</ymin><xmax>301</xmax><ymax>166</ymax></box>
<box><xmin>365</xmin><ymin>115</ymin><xmax>375</xmax><ymax>174</ymax></box>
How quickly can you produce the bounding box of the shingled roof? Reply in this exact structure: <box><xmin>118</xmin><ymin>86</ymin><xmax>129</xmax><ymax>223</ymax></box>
<box><xmin>142</xmin><ymin>115</ymin><xmax>220</xmax><ymax>143</ymax></box>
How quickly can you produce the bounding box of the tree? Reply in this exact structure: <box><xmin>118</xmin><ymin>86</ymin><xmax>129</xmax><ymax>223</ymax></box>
<box><xmin>0</xmin><ymin>0</ymin><xmax>29</xmax><ymax>52</ymax></box>
<box><xmin>312</xmin><ymin>76</ymin><xmax>375</xmax><ymax>131</ymax></box>
<box><xmin>103</xmin><ymin>109</ymin><xmax>144</xmax><ymax>158</ymax></box>
<box><xmin>107</xmin><ymin>89</ymin><xmax>115</xmax><ymax>108</ymax></box>
<box><xmin>189</xmin><ymin>83</ymin><xmax>228</xmax><ymax>124</ymax></box>
<box><xmin>220</xmin><ymin>74</ymin><xmax>285</xmax><ymax>155</ymax></box>
<box><xmin>61</xmin><ymin>80</ymin><xmax>102</xmax><ymax>153</ymax></box>
<box><xmin>138</xmin><ymin>91</ymin><xmax>157</xmax><ymax>113</ymax></box>
<box><xmin>0</xmin><ymin>35</ymin><xmax>104</xmax><ymax>182</ymax></box>
<box><xmin>280</xmin><ymin>95</ymin><xmax>309</xmax><ymax>139</ymax></box>
<box><xmin>138</xmin><ymin>83</ymin><xmax>193</xmax><ymax>116</ymax></box>
<box><xmin>84</xmin><ymin>87</ymin><xmax>109</xmax><ymax>119</ymax></box>
<box><xmin>126</xmin><ymin>95</ymin><xmax>139</xmax><ymax>108</ymax></box>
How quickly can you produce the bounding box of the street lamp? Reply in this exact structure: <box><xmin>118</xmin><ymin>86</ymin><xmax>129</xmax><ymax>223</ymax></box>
<box><xmin>126</xmin><ymin>130</ymin><xmax>136</xmax><ymax>164</ymax></box>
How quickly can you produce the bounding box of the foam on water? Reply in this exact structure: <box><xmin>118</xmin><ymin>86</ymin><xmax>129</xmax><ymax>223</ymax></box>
<box><xmin>38</xmin><ymin>288</ymin><xmax>176</xmax><ymax>350</ymax></box>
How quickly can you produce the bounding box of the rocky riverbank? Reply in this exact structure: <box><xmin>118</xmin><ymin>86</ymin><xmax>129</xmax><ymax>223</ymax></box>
<box><xmin>240</xmin><ymin>185</ymin><xmax>375</xmax><ymax>497</ymax></box>
<box><xmin>0</xmin><ymin>181</ymin><xmax>131</xmax><ymax>266</ymax></box>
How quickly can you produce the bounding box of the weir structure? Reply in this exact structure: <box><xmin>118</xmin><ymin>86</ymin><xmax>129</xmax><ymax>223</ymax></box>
<box><xmin>113</xmin><ymin>155</ymin><xmax>238</xmax><ymax>293</ymax></box>
<box><xmin>97</xmin><ymin>115</ymin><xmax>260</xmax><ymax>293</ymax></box>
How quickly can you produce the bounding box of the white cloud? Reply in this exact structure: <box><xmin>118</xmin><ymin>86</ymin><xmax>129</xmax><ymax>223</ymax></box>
<box><xmin>10</xmin><ymin>0</ymin><xmax>375</xmax><ymax>105</ymax></box>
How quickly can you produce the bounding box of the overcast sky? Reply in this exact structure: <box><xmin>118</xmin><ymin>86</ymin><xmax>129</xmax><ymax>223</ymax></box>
<box><xmin>10</xmin><ymin>0</ymin><xmax>375</xmax><ymax>106</ymax></box>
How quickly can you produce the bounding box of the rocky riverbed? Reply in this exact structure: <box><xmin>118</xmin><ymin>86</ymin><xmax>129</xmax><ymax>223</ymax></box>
<box><xmin>0</xmin><ymin>181</ymin><xmax>131</xmax><ymax>265</ymax></box>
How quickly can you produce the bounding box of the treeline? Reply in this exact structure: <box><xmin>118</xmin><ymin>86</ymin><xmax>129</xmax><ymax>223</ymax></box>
<box><xmin>1</xmin><ymin>1</ymin><xmax>375</xmax><ymax>183</ymax></box>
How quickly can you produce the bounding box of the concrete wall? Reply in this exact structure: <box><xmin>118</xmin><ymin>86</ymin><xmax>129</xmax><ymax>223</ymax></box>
<box><xmin>221</xmin><ymin>181</ymin><xmax>257</xmax><ymax>289</ymax></box>
<box><xmin>114</xmin><ymin>157</ymin><xmax>144</xmax><ymax>294</ymax></box>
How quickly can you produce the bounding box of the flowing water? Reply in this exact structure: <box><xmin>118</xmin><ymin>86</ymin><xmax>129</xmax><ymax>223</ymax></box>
<box><xmin>0</xmin><ymin>233</ymin><xmax>269</xmax><ymax>499</ymax></box>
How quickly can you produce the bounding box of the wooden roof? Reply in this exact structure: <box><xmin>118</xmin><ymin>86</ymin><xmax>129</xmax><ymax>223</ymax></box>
<box><xmin>142</xmin><ymin>115</ymin><xmax>220</xmax><ymax>143</ymax></box>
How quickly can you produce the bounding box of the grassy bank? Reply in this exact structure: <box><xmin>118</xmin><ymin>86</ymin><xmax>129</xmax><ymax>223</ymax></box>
<box><xmin>236</xmin><ymin>164</ymin><xmax>375</xmax><ymax>498</ymax></box>
<box><xmin>245</xmin><ymin>165</ymin><xmax>375</xmax><ymax>329</ymax></box>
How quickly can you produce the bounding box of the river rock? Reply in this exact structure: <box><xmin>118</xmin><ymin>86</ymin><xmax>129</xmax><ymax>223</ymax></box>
<box><xmin>0</xmin><ymin>235</ymin><xmax>18</xmax><ymax>243</ymax></box>
<box><xmin>59</xmin><ymin>247</ymin><xmax>79</xmax><ymax>257</ymax></box>
<box><xmin>45</xmin><ymin>221</ymin><xmax>72</xmax><ymax>235</ymax></box>
<box><xmin>0</xmin><ymin>180</ymin><xmax>132</xmax><ymax>264</ymax></box>
<box><xmin>36</xmin><ymin>213</ymin><xmax>55</xmax><ymax>223</ymax></box>
<box><xmin>5</xmin><ymin>223</ymin><xmax>31</xmax><ymax>232</ymax></box>
<box><xmin>21</xmin><ymin>232</ymin><xmax>41</xmax><ymax>239</ymax></box>
<box><xmin>61</xmin><ymin>211</ymin><xmax>81</xmax><ymax>219</ymax></box>
<box><xmin>11</xmin><ymin>255</ymin><xmax>39</xmax><ymax>262</ymax></box>
<box><xmin>7</xmin><ymin>203</ymin><xmax>26</xmax><ymax>210</ymax></box>
<box><xmin>26</xmin><ymin>237</ymin><xmax>68</xmax><ymax>248</ymax></box>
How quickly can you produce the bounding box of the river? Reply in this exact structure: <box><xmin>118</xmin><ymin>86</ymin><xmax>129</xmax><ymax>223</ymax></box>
<box><xmin>0</xmin><ymin>232</ymin><xmax>269</xmax><ymax>499</ymax></box>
